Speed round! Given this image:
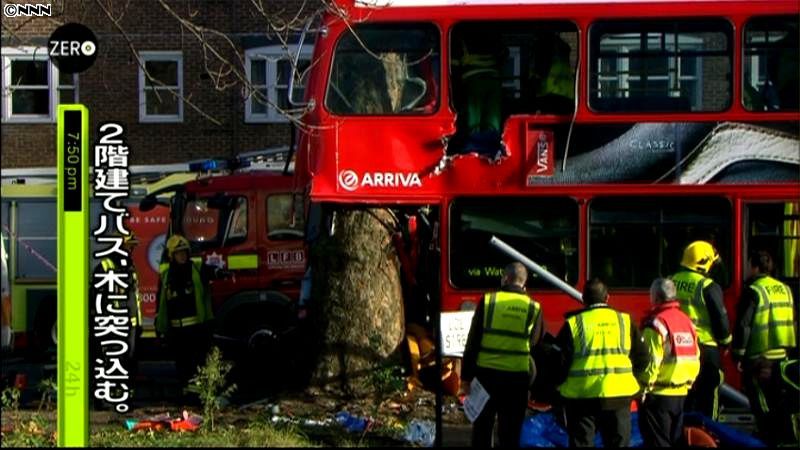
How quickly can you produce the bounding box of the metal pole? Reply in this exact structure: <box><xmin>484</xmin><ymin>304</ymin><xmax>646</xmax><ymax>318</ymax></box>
<box><xmin>489</xmin><ymin>236</ymin><xmax>583</xmax><ymax>302</ymax></box>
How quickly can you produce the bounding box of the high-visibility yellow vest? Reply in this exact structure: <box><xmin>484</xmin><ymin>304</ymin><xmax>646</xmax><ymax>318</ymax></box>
<box><xmin>672</xmin><ymin>270</ymin><xmax>717</xmax><ymax>346</ymax></box>
<box><xmin>746</xmin><ymin>275</ymin><xmax>796</xmax><ymax>359</ymax></box>
<box><xmin>558</xmin><ymin>305</ymin><xmax>641</xmax><ymax>399</ymax></box>
<box><xmin>643</xmin><ymin>302</ymin><xmax>701</xmax><ymax>396</ymax></box>
<box><xmin>476</xmin><ymin>291</ymin><xmax>539</xmax><ymax>373</ymax></box>
<box><xmin>540</xmin><ymin>57</ymin><xmax>574</xmax><ymax>99</ymax></box>
<box><xmin>458</xmin><ymin>43</ymin><xmax>500</xmax><ymax>80</ymax></box>
<box><xmin>100</xmin><ymin>258</ymin><xmax>142</xmax><ymax>328</ymax></box>
<box><xmin>155</xmin><ymin>261</ymin><xmax>213</xmax><ymax>335</ymax></box>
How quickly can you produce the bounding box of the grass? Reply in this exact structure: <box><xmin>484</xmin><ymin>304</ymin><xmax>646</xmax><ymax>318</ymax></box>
<box><xmin>0</xmin><ymin>410</ymin><xmax>391</xmax><ymax>448</ymax></box>
<box><xmin>90</xmin><ymin>422</ymin><xmax>320</xmax><ymax>447</ymax></box>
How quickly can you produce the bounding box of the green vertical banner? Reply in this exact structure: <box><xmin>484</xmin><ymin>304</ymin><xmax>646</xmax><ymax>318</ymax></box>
<box><xmin>57</xmin><ymin>104</ymin><xmax>89</xmax><ymax>447</ymax></box>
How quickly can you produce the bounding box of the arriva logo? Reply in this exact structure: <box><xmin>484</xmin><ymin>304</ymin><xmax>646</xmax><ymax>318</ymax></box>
<box><xmin>338</xmin><ymin>170</ymin><xmax>360</xmax><ymax>191</ymax></box>
<box><xmin>338</xmin><ymin>169</ymin><xmax>422</xmax><ymax>191</ymax></box>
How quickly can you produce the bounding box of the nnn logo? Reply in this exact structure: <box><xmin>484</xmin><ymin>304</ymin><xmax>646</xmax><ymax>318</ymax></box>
<box><xmin>338</xmin><ymin>169</ymin><xmax>422</xmax><ymax>191</ymax></box>
<box><xmin>4</xmin><ymin>3</ymin><xmax>52</xmax><ymax>17</ymax></box>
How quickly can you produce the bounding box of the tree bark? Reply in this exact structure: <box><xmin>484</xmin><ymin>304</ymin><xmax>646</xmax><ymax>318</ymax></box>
<box><xmin>308</xmin><ymin>208</ymin><xmax>405</xmax><ymax>397</ymax></box>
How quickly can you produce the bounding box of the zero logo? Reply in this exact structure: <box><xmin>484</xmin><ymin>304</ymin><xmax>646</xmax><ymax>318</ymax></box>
<box><xmin>48</xmin><ymin>23</ymin><xmax>98</xmax><ymax>74</ymax></box>
<box><xmin>338</xmin><ymin>170</ymin><xmax>359</xmax><ymax>191</ymax></box>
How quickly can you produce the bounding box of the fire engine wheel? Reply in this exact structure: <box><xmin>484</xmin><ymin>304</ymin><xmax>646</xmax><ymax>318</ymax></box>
<box><xmin>32</xmin><ymin>304</ymin><xmax>57</xmax><ymax>358</ymax></box>
<box><xmin>246</xmin><ymin>327</ymin><xmax>280</xmax><ymax>353</ymax></box>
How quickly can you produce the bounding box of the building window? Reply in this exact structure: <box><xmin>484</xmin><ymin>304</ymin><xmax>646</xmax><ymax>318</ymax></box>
<box><xmin>139</xmin><ymin>51</ymin><xmax>183</xmax><ymax>123</ymax></box>
<box><xmin>245</xmin><ymin>45</ymin><xmax>312</xmax><ymax>123</ymax></box>
<box><xmin>1</xmin><ymin>47</ymin><xmax>79</xmax><ymax>123</ymax></box>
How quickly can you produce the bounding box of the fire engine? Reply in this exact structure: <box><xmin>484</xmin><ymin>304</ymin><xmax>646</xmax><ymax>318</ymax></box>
<box><xmin>138</xmin><ymin>150</ymin><xmax>307</xmax><ymax>380</ymax></box>
<box><xmin>1</xmin><ymin>172</ymin><xmax>195</xmax><ymax>356</ymax></box>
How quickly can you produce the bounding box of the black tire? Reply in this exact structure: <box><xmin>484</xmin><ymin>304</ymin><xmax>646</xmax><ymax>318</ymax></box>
<box><xmin>223</xmin><ymin>304</ymin><xmax>297</xmax><ymax>399</ymax></box>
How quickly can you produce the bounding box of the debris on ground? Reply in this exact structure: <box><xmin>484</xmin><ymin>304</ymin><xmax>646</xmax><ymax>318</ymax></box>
<box><xmin>124</xmin><ymin>410</ymin><xmax>203</xmax><ymax>433</ymax></box>
<box><xmin>402</xmin><ymin>419</ymin><xmax>435</xmax><ymax>447</ymax></box>
<box><xmin>335</xmin><ymin>411</ymin><xmax>372</xmax><ymax>433</ymax></box>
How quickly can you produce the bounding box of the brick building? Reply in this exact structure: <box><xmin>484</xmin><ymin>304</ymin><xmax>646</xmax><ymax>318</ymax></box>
<box><xmin>1</xmin><ymin>0</ymin><xmax>318</xmax><ymax>168</ymax></box>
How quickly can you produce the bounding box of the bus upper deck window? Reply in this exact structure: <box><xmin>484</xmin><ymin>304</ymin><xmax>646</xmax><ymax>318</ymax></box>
<box><xmin>589</xmin><ymin>19</ymin><xmax>732</xmax><ymax>113</ymax></box>
<box><xmin>743</xmin><ymin>16</ymin><xmax>799</xmax><ymax>112</ymax></box>
<box><xmin>448</xmin><ymin>21</ymin><xmax>578</xmax><ymax>156</ymax></box>
<box><xmin>325</xmin><ymin>23</ymin><xmax>440</xmax><ymax>115</ymax></box>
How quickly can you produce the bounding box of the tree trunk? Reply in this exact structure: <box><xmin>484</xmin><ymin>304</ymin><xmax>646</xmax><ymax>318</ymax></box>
<box><xmin>308</xmin><ymin>208</ymin><xmax>405</xmax><ymax>397</ymax></box>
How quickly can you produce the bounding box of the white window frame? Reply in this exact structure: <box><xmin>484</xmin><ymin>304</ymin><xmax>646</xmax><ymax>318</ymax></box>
<box><xmin>245</xmin><ymin>45</ymin><xmax>313</xmax><ymax>123</ymax></box>
<box><xmin>1</xmin><ymin>46</ymin><xmax>78</xmax><ymax>124</ymax></box>
<box><xmin>138</xmin><ymin>51</ymin><xmax>183</xmax><ymax>123</ymax></box>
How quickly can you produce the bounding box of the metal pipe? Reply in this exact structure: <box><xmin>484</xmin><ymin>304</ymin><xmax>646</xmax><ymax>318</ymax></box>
<box><xmin>489</xmin><ymin>236</ymin><xmax>583</xmax><ymax>302</ymax></box>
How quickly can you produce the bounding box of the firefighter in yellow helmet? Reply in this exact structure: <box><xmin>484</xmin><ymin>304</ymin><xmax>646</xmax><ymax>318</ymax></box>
<box><xmin>733</xmin><ymin>250</ymin><xmax>797</xmax><ymax>446</ymax></box>
<box><xmin>556</xmin><ymin>278</ymin><xmax>649</xmax><ymax>447</ymax></box>
<box><xmin>671</xmin><ymin>240</ymin><xmax>731</xmax><ymax>420</ymax></box>
<box><xmin>155</xmin><ymin>234</ymin><xmax>216</xmax><ymax>388</ymax></box>
<box><xmin>90</xmin><ymin>231</ymin><xmax>142</xmax><ymax>409</ymax></box>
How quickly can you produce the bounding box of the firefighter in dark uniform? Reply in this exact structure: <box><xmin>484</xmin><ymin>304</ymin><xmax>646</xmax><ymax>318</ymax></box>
<box><xmin>155</xmin><ymin>235</ymin><xmax>216</xmax><ymax>388</ymax></box>
<box><xmin>638</xmin><ymin>278</ymin><xmax>701</xmax><ymax>447</ymax></box>
<box><xmin>733</xmin><ymin>250</ymin><xmax>797</xmax><ymax>446</ymax></box>
<box><xmin>90</xmin><ymin>232</ymin><xmax>142</xmax><ymax>408</ymax></box>
<box><xmin>460</xmin><ymin>262</ymin><xmax>544</xmax><ymax>448</ymax></box>
<box><xmin>556</xmin><ymin>278</ymin><xmax>649</xmax><ymax>447</ymax></box>
<box><xmin>671</xmin><ymin>240</ymin><xmax>731</xmax><ymax>420</ymax></box>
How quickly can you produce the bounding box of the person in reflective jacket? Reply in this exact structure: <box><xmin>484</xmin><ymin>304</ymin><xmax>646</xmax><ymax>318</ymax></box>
<box><xmin>460</xmin><ymin>262</ymin><xmax>544</xmax><ymax>448</ymax></box>
<box><xmin>638</xmin><ymin>278</ymin><xmax>701</xmax><ymax>447</ymax></box>
<box><xmin>671</xmin><ymin>240</ymin><xmax>731</xmax><ymax>420</ymax></box>
<box><xmin>733</xmin><ymin>250</ymin><xmax>798</xmax><ymax>446</ymax></box>
<box><xmin>155</xmin><ymin>235</ymin><xmax>216</xmax><ymax>389</ymax></box>
<box><xmin>556</xmin><ymin>278</ymin><xmax>649</xmax><ymax>448</ymax></box>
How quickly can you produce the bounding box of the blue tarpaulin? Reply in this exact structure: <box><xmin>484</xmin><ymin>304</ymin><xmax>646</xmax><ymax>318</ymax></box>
<box><xmin>519</xmin><ymin>412</ymin><xmax>643</xmax><ymax>447</ymax></box>
<box><xmin>520</xmin><ymin>411</ymin><xmax>767</xmax><ymax>448</ymax></box>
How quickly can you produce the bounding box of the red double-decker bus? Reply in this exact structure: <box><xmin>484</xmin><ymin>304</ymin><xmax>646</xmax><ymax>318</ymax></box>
<box><xmin>293</xmin><ymin>0</ymin><xmax>800</xmax><ymax>398</ymax></box>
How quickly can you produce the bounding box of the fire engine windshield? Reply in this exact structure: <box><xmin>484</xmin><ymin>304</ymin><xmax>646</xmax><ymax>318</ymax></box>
<box><xmin>450</xmin><ymin>197</ymin><xmax>578</xmax><ymax>290</ymax></box>
<box><xmin>181</xmin><ymin>196</ymin><xmax>247</xmax><ymax>247</ymax></box>
<box><xmin>326</xmin><ymin>23</ymin><xmax>440</xmax><ymax>115</ymax></box>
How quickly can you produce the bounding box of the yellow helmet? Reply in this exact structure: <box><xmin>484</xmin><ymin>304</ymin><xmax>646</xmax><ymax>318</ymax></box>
<box><xmin>681</xmin><ymin>241</ymin><xmax>719</xmax><ymax>273</ymax></box>
<box><xmin>166</xmin><ymin>235</ymin><xmax>190</xmax><ymax>258</ymax></box>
